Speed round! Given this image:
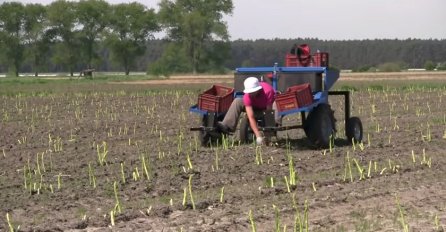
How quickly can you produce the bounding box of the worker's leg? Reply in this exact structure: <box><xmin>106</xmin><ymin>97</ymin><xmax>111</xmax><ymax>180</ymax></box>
<box><xmin>221</xmin><ymin>98</ymin><xmax>244</xmax><ymax>131</ymax></box>
<box><xmin>272</xmin><ymin>101</ymin><xmax>282</xmax><ymax>125</ymax></box>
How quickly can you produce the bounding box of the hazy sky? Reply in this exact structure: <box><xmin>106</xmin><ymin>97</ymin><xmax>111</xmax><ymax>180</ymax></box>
<box><xmin>3</xmin><ymin>0</ymin><xmax>446</xmax><ymax>40</ymax></box>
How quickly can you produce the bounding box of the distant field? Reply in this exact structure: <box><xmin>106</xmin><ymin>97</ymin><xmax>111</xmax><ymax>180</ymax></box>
<box><xmin>0</xmin><ymin>69</ymin><xmax>445</xmax><ymax>231</ymax></box>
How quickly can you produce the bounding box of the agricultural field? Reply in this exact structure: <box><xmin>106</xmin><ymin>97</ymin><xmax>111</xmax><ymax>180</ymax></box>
<box><xmin>1</xmin><ymin>73</ymin><xmax>446</xmax><ymax>231</ymax></box>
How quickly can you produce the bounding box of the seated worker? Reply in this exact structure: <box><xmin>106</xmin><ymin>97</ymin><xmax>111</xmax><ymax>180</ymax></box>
<box><xmin>217</xmin><ymin>77</ymin><xmax>280</xmax><ymax>145</ymax></box>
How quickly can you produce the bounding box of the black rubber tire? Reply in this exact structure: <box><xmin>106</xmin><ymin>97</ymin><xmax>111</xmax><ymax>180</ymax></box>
<box><xmin>239</xmin><ymin>116</ymin><xmax>254</xmax><ymax>144</ymax></box>
<box><xmin>346</xmin><ymin>117</ymin><xmax>363</xmax><ymax>144</ymax></box>
<box><xmin>303</xmin><ymin>104</ymin><xmax>336</xmax><ymax>148</ymax></box>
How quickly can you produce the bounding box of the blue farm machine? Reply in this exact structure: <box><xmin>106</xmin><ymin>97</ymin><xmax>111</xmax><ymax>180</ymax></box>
<box><xmin>190</xmin><ymin>44</ymin><xmax>363</xmax><ymax>148</ymax></box>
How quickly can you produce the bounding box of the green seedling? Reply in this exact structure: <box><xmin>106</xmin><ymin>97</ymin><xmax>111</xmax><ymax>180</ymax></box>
<box><xmin>186</xmin><ymin>152</ymin><xmax>193</xmax><ymax>170</ymax></box>
<box><xmin>288</xmin><ymin>153</ymin><xmax>297</xmax><ymax>186</ymax></box>
<box><xmin>120</xmin><ymin>162</ymin><xmax>126</xmax><ymax>184</ymax></box>
<box><xmin>57</xmin><ymin>173</ymin><xmax>62</xmax><ymax>190</ymax></box>
<box><xmin>113</xmin><ymin>181</ymin><xmax>121</xmax><ymax>214</ymax></box>
<box><xmin>284</xmin><ymin>176</ymin><xmax>291</xmax><ymax>193</ymax></box>
<box><xmin>393</xmin><ymin>117</ymin><xmax>399</xmax><ymax>130</ymax></box>
<box><xmin>395</xmin><ymin>195</ymin><xmax>409</xmax><ymax>232</ymax></box>
<box><xmin>88</xmin><ymin>163</ymin><xmax>97</xmax><ymax>188</ymax></box>
<box><xmin>293</xmin><ymin>199</ymin><xmax>309</xmax><ymax>232</ymax></box>
<box><xmin>194</xmin><ymin>136</ymin><xmax>198</xmax><ymax>152</ymax></box>
<box><xmin>312</xmin><ymin>182</ymin><xmax>317</xmax><ymax>192</ymax></box>
<box><xmin>23</xmin><ymin>165</ymin><xmax>28</xmax><ymax>190</ymax></box>
<box><xmin>419</xmin><ymin>148</ymin><xmax>432</xmax><ymax>168</ymax></box>
<box><xmin>434</xmin><ymin>214</ymin><xmax>440</xmax><ymax>231</ymax></box>
<box><xmin>255</xmin><ymin>146</ymin><xmax>263</xmax><ymax>165</ymax></box>
<box><xmin>6</xmin><ymin>212</ymin><xmax>16</xmax><ymax>232</ymax></box>
<box><xmin>343</xmin><ymin>151</ymin><xmax>353</xmax><ymax>182</ymax></box>
<box><xmin>273</xmin><ymin>204</ymin><xmax>281</xmax><ymax>232</ymax></box>
<box><xmin>220</xmin><ymin>186</ymin><xmax>225</xmax><ymax>203</ymax></box>
<box><xmin>367</xmin><ymin>133</ymin><xmax>371</xmax><ymax>147</ymax></box>
<box><xmin>248</xmin><ymin>209</ymin><xmax>257</xmax><ymax>232</ymax></box>
<box><xmin>352</xmin><ymin>138</ymin><xmax>356</xmax><ymax>151</ymax></box>
<box><xmin>214</xmin><ymin>149</ymin><xmax>219</xmax><ymax>171</ymax></box>
<box><xmin>375</xmin><ymin>122</ymin><xmax>381</xmax><ymax>133</ymax></box>
<box><xmin>222</xmin><ymin>134</ymin><xmax>228</xmax><ymax>150</ymax></box>
<box><xmin>188</xmin><ymin>175</ymin><xmax>196</xmax><ymax>210</ymax></box>
<box><xmin>177</xmin><ymin>132</ymin><xmax>183</xmax><ymax>155</ymax></box>
<box><xmin>141</xmin><ymin>154</ymin><xmax>150</xmax><ymax>180</ymax></box>
<box><xmin>367</xmin><ymin>160</ymin><xmax>372</xmax><ymax>178</ymax></box>
<box><xmin>182</xmin><ymin>187</ymin><xmax>187</xmax><ymax>206</ymax></box>
<box><xmin>110</xmin><ymin>210</ymin><xmax>115</xmax><ymax>226</ymax></box>
<box><xmin>17</xmin><ymin>136</ymin><xmax>27</xmax><ymax>145</ymax></box>
<box><xmin>96</xmin><ymin>141</ymin><xmax>108</xmax><ymax>166</ymax></box>
<box><xmin>68</xmin><ymin>130</ymin><xmax>76</xmax><ymax>142</ymax></box>
<box><xmin>358</xmin><ymin>142</ymin><xmax>365</xmax><ymax>151</ymax></box>
<box><xmin>53</xmin><ymin>137</ymin><xmax>63</xmax><ymax>152</ymax></box>
<box><xmin>411</xmin><ymin>150</ymin><xmax>416</xmax><ymax>164</ymax></box>
<box><xmin>133</xmin><ymin>167</ymin><xmax>140</xmax><ymax>181</ymax></box>
<box><xmin>182</xmin><ymin>174</ymin><xmax>197</xmax><ymax>209</ymax></box>
<box><xmin>353</xmin><ymin>158</ymin><xmax>365</xmax><ymax>180</ymax></box>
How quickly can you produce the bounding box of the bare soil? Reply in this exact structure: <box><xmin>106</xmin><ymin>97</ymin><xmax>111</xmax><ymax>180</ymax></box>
<box><xmin>0</xmin><ymin>73</ymin><xmax>445</xmax><ymax>231</ymax></box>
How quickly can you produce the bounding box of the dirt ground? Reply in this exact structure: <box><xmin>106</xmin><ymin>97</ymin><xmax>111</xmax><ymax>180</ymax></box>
<box><xmin>1</xmin><ymin>73</ymin><xmax>446</xmax><ymax>231</ymax></box>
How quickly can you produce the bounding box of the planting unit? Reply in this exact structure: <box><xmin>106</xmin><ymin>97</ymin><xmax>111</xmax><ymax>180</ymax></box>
<box><xmin>190</xmin><ymin>45</ymin><xmax>363</xmax><ymax>148</ymax></box>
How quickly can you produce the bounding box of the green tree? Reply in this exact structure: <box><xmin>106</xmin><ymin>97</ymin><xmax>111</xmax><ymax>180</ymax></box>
<box><xmin>437</xmin><ymin>62</ymin><xmax>446</xmax><ymax>71</ymax></box>
<box><xmin>378</xmin><ymin>62</ymin><xmax>402</xmax><ymax>72</ymax></box>
<box><xmin>76</xmin><ymin>0</ymin><xmax>109</xmax><ymax>69</ymax></box>
<box><xmin>158</xmin><ymin>0</ymin><xmax>233</xmax><ymax>74</ymax></box>
<box><xmin>148</xmin><ymin>43</ymin><xmax>191</xmax><ymax>76</ymax></box>
<box><xmin>23</xmin><ymin>3</ymin><xmax>49</xmax><ymax>77</ymax></box>
<box><xmin>106</xmin><ymin>3</ymin><xmax>159</xmax><ymax>75</ymax></box>
<box><xmin>0</xmin><ymin>2</ymin><xmax>26</xmax><ymax>77</ymax></box>
<box><xmin>424</xmin><ymin>60</ymin><xmax>435</xmax><ymax>71</ymax></box>
<box><xmin>47</xmin><ymin>0</ymin><xmax>79</xmax><ymax>76</ymax></box>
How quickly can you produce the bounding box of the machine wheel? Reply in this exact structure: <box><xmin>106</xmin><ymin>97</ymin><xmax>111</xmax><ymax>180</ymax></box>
<box><xmin>304</xmin><ymin>104</ymin><xmax>336</xmax><ymax>148</ymax></box>
<box><xmin>239</xmin><ymin>116</ymin><xmax>254</xmax><ymax>144</ymax></box>
<box><xmin>346</xmin><ymin>117</ymin><xmax>363</xmax><ymax>144</ymax></box>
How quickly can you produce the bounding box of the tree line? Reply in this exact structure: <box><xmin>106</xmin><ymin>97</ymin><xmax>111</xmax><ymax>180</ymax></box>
<box><xmin>0</xmin><ymin>0</ymin><xmax>233</xmax><ymax>76</ymax></box>
<box><xmin>226</xmin><ymin>38</ymin><xmax>446</xmax><ymax>71</ymax></box>
<box><xmin>1</xmin><ymin>0</ymin><xmax>445</xmax><ymax>77</ymax></box>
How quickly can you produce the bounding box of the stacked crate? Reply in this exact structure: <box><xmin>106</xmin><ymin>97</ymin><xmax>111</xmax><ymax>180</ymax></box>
<box><xmin>198</xmin><ymin>85</ymin><xmax>234</xmax><ymax>113</ymax></box>
<box><xmin>276</xmin><ymin>83</ymin><xmax>313</xmax><ymax>112</ymax></box>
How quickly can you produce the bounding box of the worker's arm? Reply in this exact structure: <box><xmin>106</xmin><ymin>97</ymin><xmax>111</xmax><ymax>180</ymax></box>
<box><xmin>245</xmin><ymin>106</ymin><xmax>262</xmax><ymax>140</ymax></box>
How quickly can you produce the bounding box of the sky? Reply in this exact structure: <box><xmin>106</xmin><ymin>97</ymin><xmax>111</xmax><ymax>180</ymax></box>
<box><xmin>3</xmin><ymin>0</ymin><xmax>446</xmax><ymax>40</ymax></box>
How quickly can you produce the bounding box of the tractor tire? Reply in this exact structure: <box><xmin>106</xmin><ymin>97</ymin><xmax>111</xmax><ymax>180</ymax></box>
<box><xmin>346</xmin><ymin>117</ymin><xmax>363</xmax><ymax>144</ymax></box>
<box><xmin>304</xmin><ymin>104</ymin><xmax>336</xmax><ymax>148</ymax></box>
<box><xmin>239</xmin><ymin>116</ymin><xmax>254</xmax><ymax>144</ymax></box>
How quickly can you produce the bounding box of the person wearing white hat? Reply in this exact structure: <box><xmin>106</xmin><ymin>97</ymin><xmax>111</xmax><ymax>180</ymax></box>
<box><xmin>217</xmin><ymin>77</ymin><xmax>279</xmax><ymax>145</ymax></box>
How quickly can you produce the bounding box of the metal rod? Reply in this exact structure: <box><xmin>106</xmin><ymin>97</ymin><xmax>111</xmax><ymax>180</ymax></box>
<box><xmin>328</xmin><ymin>90</ymin><xmax>351</xmax><ymax>122</ymax></box>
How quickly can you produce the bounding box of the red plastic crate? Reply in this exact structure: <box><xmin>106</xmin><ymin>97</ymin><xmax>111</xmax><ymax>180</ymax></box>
<box><xmin>285</xmin><ymin>54</ymin><xmax>312</xmax><ymax>67</ymax></box>
<box><xmin>276</xmin><ymin>83</ymin><xmax>313</xmax><ymax>112</ymax></box>
<box><xmin>198</xmin><ymin>85</ymin><xmax>234</xmax><ymax>113</ymax></box>
<box><xmin>312</xmin><ymin>52</ymin><xmax>329</xmax><ymax>67</ymax></box>
<box><xmin>276</xmin><ymin>92</ymin><xmax>299</xmax><ymax>112</ymax></box>
<box><xmin>286</xmin><ymin>83</ymin><xmax>313</xmax><ymax>107</ymax></box>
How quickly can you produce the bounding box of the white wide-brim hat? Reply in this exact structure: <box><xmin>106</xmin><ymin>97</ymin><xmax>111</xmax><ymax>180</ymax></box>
<box><xmin>243</xmin><ymin>77</ymin><xmax>263</xmax><ymax>93</ymax></box>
